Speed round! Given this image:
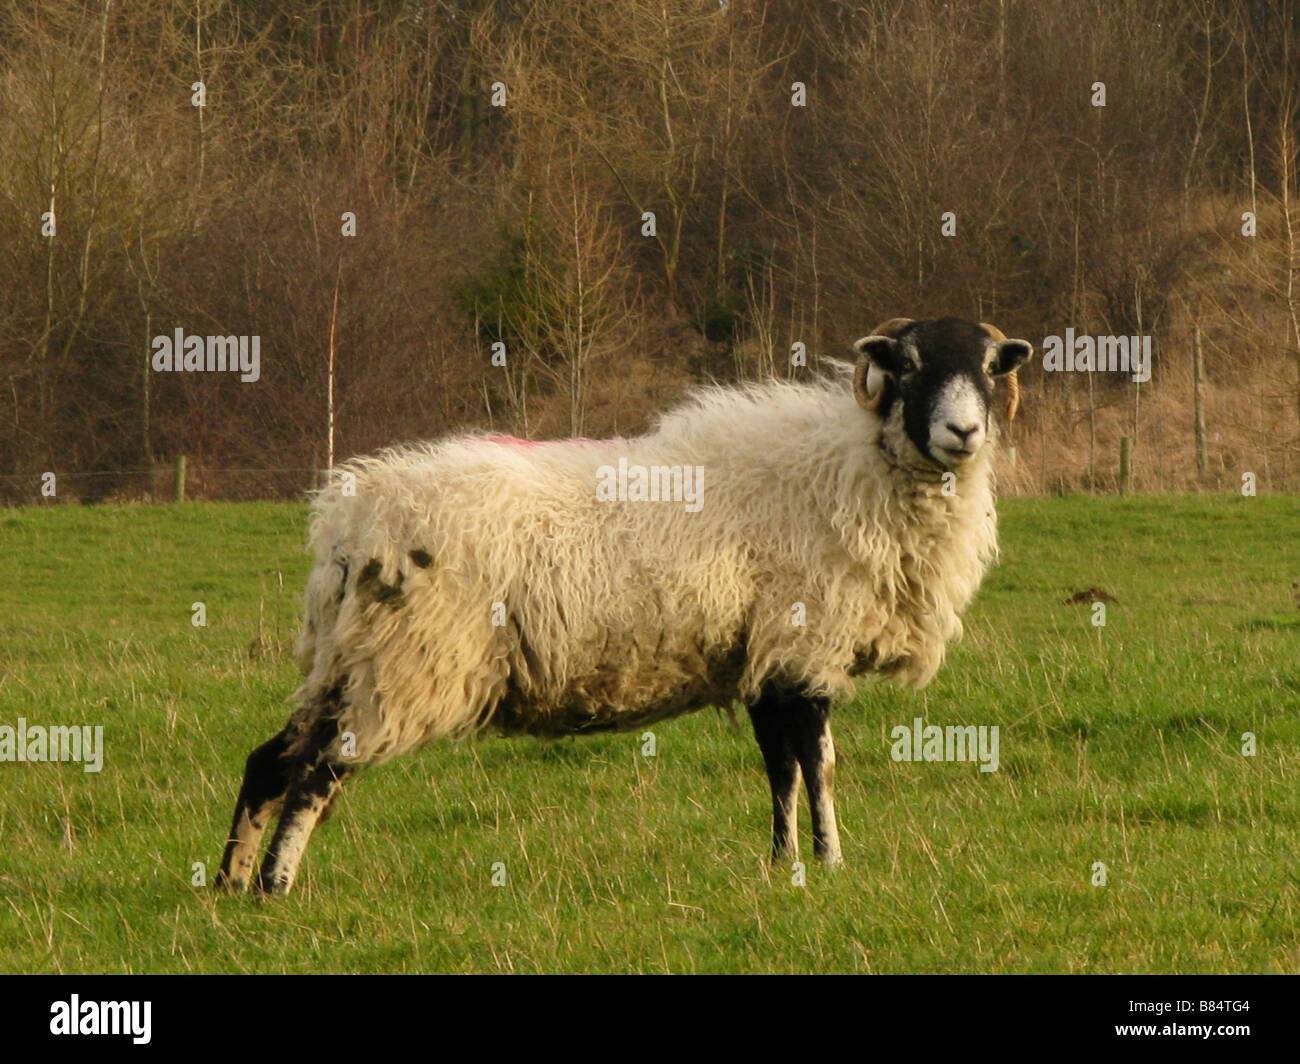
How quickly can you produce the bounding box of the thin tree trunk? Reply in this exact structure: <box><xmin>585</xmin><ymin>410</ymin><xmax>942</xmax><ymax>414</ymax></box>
<box><xmin>194</xmin><ymin>0</ymin><xmax>205</xmax><ymax>188</ymax></box>
<box><xmin>1182</xmin><ymin>4</ymin><xmax>1214</xmax><ymax>228</ymax></box>
<box><xmin>1133</xmin><ymin>279</ymin><xmax>1144</xmax><ymax>478</ymax></box>
<box><xmin>1242</xmin><ymin>21</ymin><xmax>1259</xmax><ymax>267</ymax></box>
<box><xmin>40</xmin><ymin>71</ymin><xmax>57</xmax><ymax>459</ymax></box>
<box><xmin>327</xmin><ymin>260</ymin><xmax>341</xmax><ymax>476</ymax></box>
<box><xmin>1279</xmin><ymin>96</ymin><xmax>1300</xmax><ymax>433</ymax></box>
<box><xmin>1087</xmin><ymin>368</ymin><xmax>1096</xmax><ymax>492</ymax></box>
<box><xmin>142</xmin><ymin>309</ymin><xmax>151</xmax><ymax>464</ymax></box>
<box><xmin>1193</xmin><ymin>320</ymin><xmax>1208</xmax><ymax>480</ymax></box>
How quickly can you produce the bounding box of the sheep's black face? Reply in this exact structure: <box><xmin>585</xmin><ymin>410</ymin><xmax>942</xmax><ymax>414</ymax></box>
<box><xmin>852</xmin><ymin>317</ymin><xmax>1032</xmax><ymax>470</ymax></box>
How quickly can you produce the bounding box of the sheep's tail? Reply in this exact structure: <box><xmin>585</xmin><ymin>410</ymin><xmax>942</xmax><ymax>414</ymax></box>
<box><xmin>293</xmin><ymin>544</ymin><xmax>348</xmax><ymax>679</ymax></box>
<box><xmin>285</xmin><ymin>542</ymin><xmax>354</xmax><ymax>763</ymax></box>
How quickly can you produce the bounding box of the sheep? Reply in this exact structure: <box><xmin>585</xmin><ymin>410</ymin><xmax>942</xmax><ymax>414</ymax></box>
<box><xmin>215</xmin><ymin>315</ymin><xmax>1032</xmax><ymax>896</ymax></box>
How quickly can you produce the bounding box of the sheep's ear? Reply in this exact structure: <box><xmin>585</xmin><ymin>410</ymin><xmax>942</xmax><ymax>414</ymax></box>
<box><xmin>852</xmin><ymin>335</ymin><xmax>912</xmax><ymax>376</ymax></box>
<box><xmin>988</xmin><ymin>339</ymin><xmax>1033</xmax><ymax>376</ymax></box>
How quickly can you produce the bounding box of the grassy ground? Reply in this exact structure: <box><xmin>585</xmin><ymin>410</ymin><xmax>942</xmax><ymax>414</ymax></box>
<box><xmin>1</xmin><ymin>494</ymin><xmax>1298</xmax><ymax>974</ymax></box>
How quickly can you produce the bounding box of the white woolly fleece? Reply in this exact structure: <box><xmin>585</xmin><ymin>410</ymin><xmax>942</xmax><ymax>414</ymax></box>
<box><xmin>287</xmin><ymin>370</ymin><xmax>1000</xmax><ymax>764</ymax></box>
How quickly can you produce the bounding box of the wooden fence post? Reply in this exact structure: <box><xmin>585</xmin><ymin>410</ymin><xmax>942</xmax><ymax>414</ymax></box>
<box><xmin>1193</xmin><ymin>322</ymin><xmax>1208</xmax><ymax>481</ymax></box>
<box><xmin>174</xmin><ymin>455</ymin><xmax>186</xmax><ymax>502</ymax></box>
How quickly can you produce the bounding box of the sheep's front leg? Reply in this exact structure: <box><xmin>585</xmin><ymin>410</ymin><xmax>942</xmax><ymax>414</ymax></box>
<box><xmin>747</xmin><ymin>694</ymin><xmax>802</xmax><ymax>863</ymax></box>
<box><xmin>215</xmin><ymin>729</ymin><xmax>293</xmax><ymax>893</ymax></box>
<box><xmin>789</xmin><ymin>697</ymin><xmax>842</xmax><ymax>866</ymax></box>
<box><xmin>256</xmin><ymin>759</ymin><xmax>351</xmax><ymax>896</ymax></box>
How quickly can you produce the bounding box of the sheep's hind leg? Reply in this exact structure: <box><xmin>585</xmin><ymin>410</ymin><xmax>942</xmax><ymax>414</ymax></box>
<box><xmin>747</xmin><ymin>692</ymin><xmax>802</xmax><ymax>864</ymax></box>
<box><xmin>256</xmin><ymin>757</ymin><xmax>351</xmax><ymax>897</ymax></box>
<box><xmin>788</xmin><ymin>696</ymin><xmax>842</xmax><ymax>867</ymax></box>
<box><xmin>215</xmin><ymin>729</ymin><xmax>294</xmax><ymax>893</ymax></box>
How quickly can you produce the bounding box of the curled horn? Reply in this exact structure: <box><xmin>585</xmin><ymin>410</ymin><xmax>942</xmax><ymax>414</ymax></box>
<box><xmin>872</xmin><ymin>317</ymin><xmax>917</xmax><ymax>338</ymax></box>
<box><xmin>854</xmin><ymin>317</ymin><xmax>914</xmax><ymax>412</ymax></box>
<box><xmin>1004</xmin><ymin>371</ymin><xmax>1021</xmax><ymax>423</ymax></box>
<box><xmin>980</xmin><ymin>322</ymin><xmax>1021</xmax><ymax>423</ymax></box>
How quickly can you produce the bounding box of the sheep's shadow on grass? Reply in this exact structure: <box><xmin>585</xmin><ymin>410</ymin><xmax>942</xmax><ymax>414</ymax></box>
<box><xmin>1238</xmin><ymin>617</ymin><xmax>1300</xmax><ymax>631</ymax></box>
<box><xmin>1157</xmin><ymin>712</ymin><xmax>1231</xmax><ymax>733</ymax></box>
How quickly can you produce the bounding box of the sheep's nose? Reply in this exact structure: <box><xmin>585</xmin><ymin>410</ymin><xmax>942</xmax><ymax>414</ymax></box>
<box><xmin>946</xmin><ymin>422</ymin><xmax>979</xmax><ymax>443</ymax></box>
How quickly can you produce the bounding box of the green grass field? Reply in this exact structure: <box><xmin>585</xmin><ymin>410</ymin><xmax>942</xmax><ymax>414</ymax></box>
<box><xmin>2</xmin><ymin>494</ymin><xmax>1298</xmax><ymax>973</ymax></box>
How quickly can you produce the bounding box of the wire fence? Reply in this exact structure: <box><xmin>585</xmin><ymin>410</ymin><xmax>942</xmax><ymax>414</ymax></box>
<box><xmin>3</xmin><ymin>446</ymin><xmax>1296</xmax><ymax>506</ymax></box>
<box><xmin>0</xmin><ymin>461</ymin><xmax>324</xmax><ymax>505</ymax></box>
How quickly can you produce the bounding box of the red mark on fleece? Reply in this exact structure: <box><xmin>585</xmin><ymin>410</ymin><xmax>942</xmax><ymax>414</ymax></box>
<box><xmin>481</xmin><ymin>435</ymin><xmax>602</xmax><ymax>448</ymax></box>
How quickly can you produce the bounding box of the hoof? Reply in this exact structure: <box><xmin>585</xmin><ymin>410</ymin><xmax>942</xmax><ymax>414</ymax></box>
<box><xmin>213</xmin><ymin>868</ymin><xmax>252</xmax><ymax>894</ymax></box>
<box><xmin>255</xmin><ymin>871</ymin><xmax>293</xmax><ymax>898</ymax></box>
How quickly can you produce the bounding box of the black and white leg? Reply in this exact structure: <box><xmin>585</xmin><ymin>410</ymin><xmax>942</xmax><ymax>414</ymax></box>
<box><xmin>787</xmin><ymin>696</ymin><xmax>842</xmax><ymax>866</ymax></box>
<box><xmin>748</xmin><ymin>687</ymin><xmax>842</xmax><ymax>867</ymax></box>
<box><xmin>256</xmin><ymin>757</ymin><xmax>351</xmax><ymax>896</ymax></box>
<box><xmin>215</xmin><ymin>729</ymin><xmax>293</xmax><ymax>893</ymax></box>
<box><xmin>748</xmin><ymin>691</ymin><xmax>803</xmax><ymax>863</ymax></box>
